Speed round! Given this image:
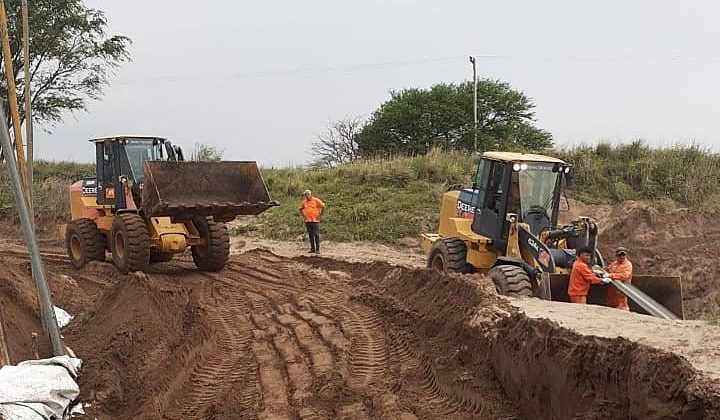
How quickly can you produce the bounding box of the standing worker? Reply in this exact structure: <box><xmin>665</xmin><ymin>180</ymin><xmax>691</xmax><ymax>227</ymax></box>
<box><xmin>568</xmin><ymin>246</ymin><xmax>608</xmax><ymax>304</ymax></box>
<box><xmin>606</xmin><ymin>246</ymin><xmax>633</xmax><ymax>310</ymax></box>
<box><xmin>299</xmin><ymin>189</ymin><xmax>326</xmax><ymax>254</ymax></box>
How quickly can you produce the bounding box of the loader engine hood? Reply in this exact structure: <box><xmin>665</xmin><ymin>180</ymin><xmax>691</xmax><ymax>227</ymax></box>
<box><xmin>141</xmin><ymin>161</ymin><xmax>278</xmax><ymax>222</ymax></box>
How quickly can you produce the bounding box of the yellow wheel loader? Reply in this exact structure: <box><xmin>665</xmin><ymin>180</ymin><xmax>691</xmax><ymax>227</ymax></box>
<box><xmin>422</xmin><ymin>152</ymin><xmax>684</xmax><ymax>320</ymax></box>
<box><xmin>60</xmin><ymin>136</ymin><xmax>277</xmax><ymax>273</ymax></box>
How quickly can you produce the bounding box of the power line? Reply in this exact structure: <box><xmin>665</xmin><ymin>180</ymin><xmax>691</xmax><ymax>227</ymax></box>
<box><xmin>113</xmin><ymin>54</ymin><xmax>720</xmax><ymax>86</ymax></box>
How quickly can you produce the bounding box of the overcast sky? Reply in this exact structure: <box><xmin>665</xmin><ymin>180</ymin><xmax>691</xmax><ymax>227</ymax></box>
<box><xmin>31</xmin><ymin>0</ymin><xmax>720</xmax><ymax>166</ymax></box>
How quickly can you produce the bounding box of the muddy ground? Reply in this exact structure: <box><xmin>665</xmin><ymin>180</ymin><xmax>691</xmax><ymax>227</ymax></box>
<box><xmin>0</xmin><ymin>201</ymin><xmax>719</xmax><ymax>419</ymax></box>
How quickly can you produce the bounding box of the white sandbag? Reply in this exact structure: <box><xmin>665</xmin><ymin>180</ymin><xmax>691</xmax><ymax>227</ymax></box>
<box><xmin>0</xmin><ymin>356</ymin><xmax>81</xmax><ymax>420</ymax></box>
<box><xmin>53</xmin><ymin>306</ymin><xmax>73</xmax><ymax>329</ymax></box>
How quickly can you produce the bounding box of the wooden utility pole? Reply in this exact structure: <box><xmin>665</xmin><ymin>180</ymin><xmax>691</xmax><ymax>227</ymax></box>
<box><xmin>0</xmin><ymin>0</ymin><xmax>30</xmax><ymax>201</ymax></box>
<box><xmin>0</xmin><ymin>306</ymin><xmax>11</xmax><ymax>366</ymax></box>
<box><xmin>21</xmin><ymin>0</ymin><xmax>32</xmax><ymax>213</ymax></box>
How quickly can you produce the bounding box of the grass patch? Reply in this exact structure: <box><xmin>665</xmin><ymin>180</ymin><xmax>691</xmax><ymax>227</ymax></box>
<box><xmin>0</xmin><ymin>161</ymin><xmax>94</xmax><ymax>214</ymax></box>
<box><xmin>552</xmin><ymin>141</ymin><xmax>720</xmax><ymax>209</ymax></box>
<box><xmin>230</xmin><ymin>224</ymin><xmax>259</xmax><ymax>235</ymax></box>
<box><xmin>259</xmin><ymin>149</ymin><xmax>475</xmax><ymax>243</ymax></box>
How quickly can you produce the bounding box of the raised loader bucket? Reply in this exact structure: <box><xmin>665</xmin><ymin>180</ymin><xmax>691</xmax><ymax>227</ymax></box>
<box><xmin>548</xmin><ymin>274</ymin><xmax>684</xmax><ymax>320</ymax></box>
<box><xmin>142</xmin><ymin>161</ymin><xmax>278</xmax><ymax>222</ymax></box>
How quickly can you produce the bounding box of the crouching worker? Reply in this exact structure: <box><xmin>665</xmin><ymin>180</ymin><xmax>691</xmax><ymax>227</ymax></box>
<box><xmin>568</xmin><ymin>246</ymin><xmax>606</xmax><ymax>304</ymax></box>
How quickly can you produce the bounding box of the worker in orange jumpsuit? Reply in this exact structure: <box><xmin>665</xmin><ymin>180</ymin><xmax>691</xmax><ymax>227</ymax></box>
<box><xmin>606</xmin><ymin>247</ymin><xmax>633</xmax><ymax>310</ymax></box>
<box><xmin>568</xmin><ymin>246</ymin><xmax>605</xmax><ymax>304</ymax></box>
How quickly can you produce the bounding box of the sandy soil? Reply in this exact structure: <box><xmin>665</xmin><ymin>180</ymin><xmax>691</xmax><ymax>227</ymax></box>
<box><xmin>230</xmin><ymin>235</ymin><xmax>425</xmax><ymax>268</ymax></box>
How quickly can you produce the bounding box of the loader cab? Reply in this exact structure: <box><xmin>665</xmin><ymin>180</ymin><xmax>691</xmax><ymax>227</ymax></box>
<box><xmin>93</xmin><ymin>136</ymin><xmax>183</xmax><ymax>209</ymax></box>
<box><xmin>470</xmin><ymin>152</ymin><xmax>572</xmax><ymax>250</ymax></box>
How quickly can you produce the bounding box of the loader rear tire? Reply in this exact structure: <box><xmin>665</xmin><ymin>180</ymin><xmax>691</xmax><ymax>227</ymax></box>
<box><xmin>427</xmin><ymin>238</ymin><xmax>473</xmax><ymax>274</ymax></box>
<box><xmin>191</xmin><ymin>216</ymin><xmax>229</xmax><ymax>272</ymax></box>
<box><xmin>489</xmin><ymin>264</ymin><xmax>533</xmax><ymax>297</ymax></box>
<box><xmin>111</xmin><ymin>213</ymin><xmax>150</xmax><ymax>273</ymax></box>
<box><xmin>66</xmin><ymin>218</ymin><xmax>106</xmax><ymax>269</ymax></box>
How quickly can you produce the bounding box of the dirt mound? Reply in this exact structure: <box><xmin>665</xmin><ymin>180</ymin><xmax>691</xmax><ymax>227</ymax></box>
<box><xmin>324</xmin><ymin>257</ymin><xmax>720</xmax><ymax>419</ymax></box>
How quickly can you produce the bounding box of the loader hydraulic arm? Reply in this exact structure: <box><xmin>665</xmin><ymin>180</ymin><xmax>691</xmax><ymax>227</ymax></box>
<box><xmin>517</xmin><ymin>224</ymin><xmax>557</xmax><ymax>274</ymax></box>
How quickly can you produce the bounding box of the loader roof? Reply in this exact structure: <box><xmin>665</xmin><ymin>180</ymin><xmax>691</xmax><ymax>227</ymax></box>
<box><xmin>482</xmin><ymin>151</ymin><xmax>567</xmax><ymax>164</ymax></box>
<box><xmin>89</xmin><ymin>135</ymin><xmax>166</xmax><ymax>143</ymax></box>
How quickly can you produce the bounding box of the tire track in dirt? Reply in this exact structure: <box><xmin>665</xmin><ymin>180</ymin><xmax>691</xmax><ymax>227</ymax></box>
<box><xmin>162</xmin><ymin>271</ymin><xmax>257</xmax><ymax>418</ymax></box>
<box><xmin>60</xmin><ymin>250</ymin><xmax>521</xmax><ymax>419</ymax></box>
<box><xmin>294</xmin><ymin>268</ymin><xmax>403</xmax><ymax>416</ymax></box>
<box><xmin>341</xmin><ymin>305</ymin><xmax>388</xmax><ymax>389</ymax></box>
<box><xmin>390</xmin><ymin>331</ymin><xmax>492</xmax><ymax>416</ymax></box>
<box><xmin>245</xmin><ymin>291</ymin><xmax>293</xmax><ymax>419</ymax></box>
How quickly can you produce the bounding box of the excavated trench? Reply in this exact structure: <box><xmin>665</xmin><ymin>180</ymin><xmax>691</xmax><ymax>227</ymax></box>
<box><xmin>0</xmin><ymin>244</ymin><xmax>718</xmax><ymax>419</ymax></box>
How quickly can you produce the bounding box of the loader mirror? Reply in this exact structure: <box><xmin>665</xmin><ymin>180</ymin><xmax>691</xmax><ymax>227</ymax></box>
<box><xmin>564</xmin><ymin>171</ymin><xmax>574</xmax><ymax>186</ymax></box>
<box><xmin>165</xmin><ymin>141</ymin><xmax>177</xmax><ymax>161</ymax></box>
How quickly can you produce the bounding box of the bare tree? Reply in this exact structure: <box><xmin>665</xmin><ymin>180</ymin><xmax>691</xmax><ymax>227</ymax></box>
<box><xmin>190</xmin><ymin>142</ymin><xmax>223</xmax><ymax>162</ymax></box>
<box><xmin>311</xmin><ymin>116</ymin><xmax>364</xmax><ymax>167</ymax></box>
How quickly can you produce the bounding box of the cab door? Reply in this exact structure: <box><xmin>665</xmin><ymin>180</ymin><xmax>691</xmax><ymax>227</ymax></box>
<box><xmin>472</xmin><ymin>159</ymin><xmax>510</xmax><ymax>249</ymax></box>
<box><xmin>95</xmin><ymin>141</ymin><xmax>115</xmax><ymax>206</ymax></box>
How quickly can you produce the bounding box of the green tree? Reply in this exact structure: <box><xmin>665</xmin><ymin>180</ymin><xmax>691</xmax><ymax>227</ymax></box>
<box><xmin>2</xmin><ymin>0</ymin><xmax>131</xmax><ymax>126</ymax></box>
<box><xmin>356</xmin><ymin>80</ymin><xmax>552</xmax><ymax>156</ymax></box>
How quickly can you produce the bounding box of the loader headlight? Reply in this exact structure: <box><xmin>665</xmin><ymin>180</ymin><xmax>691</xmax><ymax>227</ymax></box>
<box><xmin>520</xmin><ymin>163</ymin><xmax>528</xmax><ymax>171</ymax></box>
<box><xmin>513</xmin><ymin>163</ymin><xmax>521</xmax><ymax>171</ymax></box>
<box><xmin>513</xmin><ymin>163</ymin><xmax>528</xmax><ymax>171</ymax></box>
<box><xmin>564</xmin><ymin>167</ymin><xmax>571</xmax><ymax>173</ymax></box>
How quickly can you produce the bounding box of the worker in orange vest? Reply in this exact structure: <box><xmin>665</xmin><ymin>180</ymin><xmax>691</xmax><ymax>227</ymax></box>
<box><xmin>298</xmin><ymin>189</ymin><xmax>326</xmax><ymax>254</ymax></box>
<box><xmin>568</xmin><ymin>246</ymin><xmax>607</xmax><ymax>304</ymax></box>
<box><xmin>606</xmin><ymin>246</ymin><xmax>633</xmax><ymax>310</ymax></box>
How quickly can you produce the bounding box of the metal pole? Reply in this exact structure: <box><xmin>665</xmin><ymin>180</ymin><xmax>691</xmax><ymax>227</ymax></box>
<box><xmin>0</xmin><ymin>99</ymin><xmax>64</xmax><ymax>356</ymax></box>
<box><xmin>0</xmin><ymin>0</ymin><xmax>30</xmax><ymax>202</ymax></box>
<box><xmin>469</xmin><ymin>56</ymin><xmax>478</xmax><ymax>152</ymax></box>
<box><xmin>21</xmin><ymin>0</ymin><xmax>32</xmax><ymax>217</ymax></box>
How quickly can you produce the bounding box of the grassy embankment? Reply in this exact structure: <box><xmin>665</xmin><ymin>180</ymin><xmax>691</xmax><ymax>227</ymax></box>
<box><xmin>1</xmin><ymin>141</ymin><xmax>719</xmax><ymax>242</ymax></box>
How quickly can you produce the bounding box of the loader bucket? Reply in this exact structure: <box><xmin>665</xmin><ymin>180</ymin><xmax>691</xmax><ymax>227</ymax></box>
<box><xmin>629</xmin><ymin>275</ymin><xmax>684</xmax><ymax>320</ymax></box>
<box><xmin>141</xmin><ymin>161</ymin><xmax>278</xmax><ymax>222</ymax></box>
<box><xmin>548</xmin><ymin>274</ymin><xmax>684</xmax><ymax>320</ymax></box>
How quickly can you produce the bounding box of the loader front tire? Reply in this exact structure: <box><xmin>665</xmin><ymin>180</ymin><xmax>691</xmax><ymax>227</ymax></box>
<box><xmin>427</xmin><ymin>238</ymin><xmax>473</xmax><ymax>274</ymax></box>
<box><xmin>488</xmin><ymin>264</ymin><xmax>533</xmax><ymax>297</ymax></box>
<box><xmin>191</xmin><ymin>216</ymin><xmax>229</xmax><ymax>272</ymax></box>
<box><xmin>111</xmin><ymin>213</ymin><xmax>150</xmax><ymax>273</ymax></box>
<box><xmin>66</xmin><ymin>218</ymin><xmax>107</xmax><ymax>269</ymax></box>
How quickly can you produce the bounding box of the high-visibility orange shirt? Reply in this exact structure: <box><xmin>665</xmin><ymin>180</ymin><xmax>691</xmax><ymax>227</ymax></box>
<box><xmin>568</xmin><ymin>259</ymin><xmax>602</xmax><ymax>297</ymax></box>
<box><xmin>299</xmin><ymin>197</ymin><xmax>326</xmax><ymax>222</ymax></box>
<box><xmin>607</xmin><ymin>259</ymin><xmax>633</xmax><ymax>309</ymax></box>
